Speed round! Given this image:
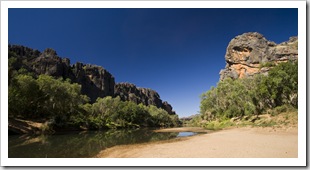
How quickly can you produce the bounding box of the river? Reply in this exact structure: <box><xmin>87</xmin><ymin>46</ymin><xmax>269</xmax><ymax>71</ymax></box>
<box><xmin>8</xmin><ymin>128</ymin><xmax>202</xmax><ymax>158</ymax></box>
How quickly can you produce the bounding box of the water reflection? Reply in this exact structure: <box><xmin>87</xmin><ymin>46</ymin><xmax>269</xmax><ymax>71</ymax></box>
<box><xmin>9</xmin><ymin>129</ymin><xmax>190</xmax><ymax>158</ymax></box>
<box><xmin>177</xmin><ymin>132</ymin><xmax>197</xmax><ymax>137</ymax></box>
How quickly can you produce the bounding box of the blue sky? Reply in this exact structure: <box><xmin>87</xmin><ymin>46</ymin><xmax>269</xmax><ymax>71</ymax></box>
<box><xmin>8</xmin><ymin>8</ymin><xmax>298</xmax><ymax>118</ymax></box>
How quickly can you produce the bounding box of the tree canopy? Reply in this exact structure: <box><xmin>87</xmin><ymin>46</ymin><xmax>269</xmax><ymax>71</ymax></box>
<box><xmin>8</xmin><ymin>63</ymin><xmax>180</xmax><ymax>130</ymax></box>
<box><xmin>200</xmin><ymin>61</ymin><xmax>298</xmax><ymax>121</ymax></box>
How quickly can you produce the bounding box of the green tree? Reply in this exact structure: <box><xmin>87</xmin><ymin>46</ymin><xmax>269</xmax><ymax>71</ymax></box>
<box><xmin>266</xmin><ymin>61</ymin><xmax>298</xmax><ymax>107</ymax></box>
<box><xmin>36</xmin><ymin>75</ymin><xmax>89</xmax><ymax>126</ymax></box>
<box><xmin>199</xmin><ymin>60</ymin><xmax>298</xmax><ymax>124</ymax></box>
<box><xmin>9</xmin><ymin>74</ymin><xmax>41</xmax><ymax>118</ymax></box>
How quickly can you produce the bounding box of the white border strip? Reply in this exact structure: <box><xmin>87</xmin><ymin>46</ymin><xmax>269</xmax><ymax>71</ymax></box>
<box><xmin>1</xmin><ymin>0</ymin><xmax>306</xmax><ymax>167</ymax></box>
<box><xmin>1</xmin><ymin>1</ymin><xmax>305</xmax><ymax>8</ymax></box>
<box><xmin>0</xmin><ymin>3</ymin><xmax>9</xmax><ymax>167</ymax></box>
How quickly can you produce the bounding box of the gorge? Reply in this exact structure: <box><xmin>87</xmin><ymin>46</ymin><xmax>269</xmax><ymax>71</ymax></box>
<box><xmin>8</xmin><ymin>45</ymin><xmax>176</xmax><ymax>115</ymax></box>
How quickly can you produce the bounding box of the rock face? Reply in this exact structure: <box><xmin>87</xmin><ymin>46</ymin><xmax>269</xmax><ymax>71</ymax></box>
<box><xmin>161</xmin><ymin>101</ymin><xmax>176</xmax><ymax>116</ymax></box>
<box><xmin>9</xmin><ymin>45</ymin><xmax>115</xmax><ymax>102</ymax></box>
<box><xmin>9</xmin><ymin>44</ymin><xmax>41</xmax><ymax>59</ymax></box>
<box><xmin>8</xmin><ymin>45</ymin><xmax>175</xmax><ymax>114</ymax></box>
<box><xmin>219</xmin><ymin>32</ymin><xmax>298</xmax><ymax>80</ymax></box>
<box><xmin>115</xmin><ymin>83</ymin><xmax>176</xmax><ymax>115</ymax></box>
<box><xmin>32</xmin><ymin>48</ymin><xmax>71</xmax><ymax>77</ymax></box>
<box><xmin>71</xmin><ymin>63</ymin><xmax>115</xmax><ymax>102</ymax></box>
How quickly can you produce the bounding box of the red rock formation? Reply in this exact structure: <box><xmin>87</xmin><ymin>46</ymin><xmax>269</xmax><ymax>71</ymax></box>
<box><xmin>220</xmin><ymin>32</ymin><xmax>298</xmax><ymax>80</ymax></box>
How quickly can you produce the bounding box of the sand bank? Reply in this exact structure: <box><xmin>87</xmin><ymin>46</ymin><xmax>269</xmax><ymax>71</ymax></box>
<box><xmin>95</xmin><ymin>127</ymin><xmax>298</xmax><ymax>158</ymax></box>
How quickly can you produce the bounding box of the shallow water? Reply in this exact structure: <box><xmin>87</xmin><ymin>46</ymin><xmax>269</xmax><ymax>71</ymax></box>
<box><xmin>177</xmin><ymin>131</ymin><xmax>198</xmax><ymax>137</ymax></box>
<box><xmin>8</xmin><ymin>128</ymin><xmax>204</xmax><ymax>158</ymax></box>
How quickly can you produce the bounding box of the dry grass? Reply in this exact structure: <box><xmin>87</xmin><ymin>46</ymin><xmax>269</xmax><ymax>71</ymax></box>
<box><xmin>204</xmin><ymin>110</ymin><xmax>298</xmax><ymax>131</ymax></box>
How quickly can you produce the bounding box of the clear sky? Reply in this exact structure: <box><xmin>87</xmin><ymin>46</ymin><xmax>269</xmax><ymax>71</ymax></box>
<box><xmin>8</xmin><ymin>8</ymin><xmax>298</xmax><ymax>118</ymax></box>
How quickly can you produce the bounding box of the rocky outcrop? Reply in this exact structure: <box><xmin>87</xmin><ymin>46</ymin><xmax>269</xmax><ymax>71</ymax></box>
<box><xmin>161</xmin><ymin>101</ymin><xmax>176</xmax><ymax>115</ymax></box>
<box><xmin>32</xmin><ymin>48</ymin><xmax>71</xmax><ymax>77</ymax></box>
<box><xmin>115</xmin><ymin>83</ymin><xmax>176</xmax><ymax>115</ymax></box>
<box><xmin>8</xmin><ymin>45</ymin><xmax>175</xmax><ymax>114</ymax></box>
<box><xmin>9</xmin><ymin>44</ymin><xmax>41</xmax><ymax>59</ymax></box>
<box><xmin>9</xmin><ymin>45</ymin><xmax>115</xmax><ymax>102</ymax></box>
<box><xmin>71</xmin><ymin>63</ymin><xmax>115</xmax><ymax>102</ymax></box>
<box><xmin>220</xmin><ymin>32</ymin><xmax>298</xmax><ymax>80</ymax></box>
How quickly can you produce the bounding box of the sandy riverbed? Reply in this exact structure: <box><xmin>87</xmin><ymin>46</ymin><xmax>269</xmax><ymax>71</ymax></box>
<box><xmin>95</xmin><ymin>127</ymin><xmax>297</xmax><ymax>158</ymax></box>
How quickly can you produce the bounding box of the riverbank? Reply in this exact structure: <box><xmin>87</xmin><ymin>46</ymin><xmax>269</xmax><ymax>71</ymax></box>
<box><xmin>8</xmin><ymin>118</ymin><xmax>45</xmax><ymax>135</ymax></box>
<box><xmin>95</xmin><ymin>126</ymin><xmax>297</xmax><ymax>158</ymax></box>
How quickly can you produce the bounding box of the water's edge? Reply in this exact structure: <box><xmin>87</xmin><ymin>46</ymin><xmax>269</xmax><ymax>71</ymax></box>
<box><xmin>8</xmin><ymin>128</ymin><xmax>207</xmax><ymax>158</ymax></box>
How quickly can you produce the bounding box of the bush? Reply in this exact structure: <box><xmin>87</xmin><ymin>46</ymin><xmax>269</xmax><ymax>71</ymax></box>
<box><xmin>260</xmin><ymin>62</ymin><xmax>276</xmax><ymax>68</ymax></box>
<box><xmin>199</xmin><ymin>61</ymin><xmax>298</xmax><ymax>123</ymax></box>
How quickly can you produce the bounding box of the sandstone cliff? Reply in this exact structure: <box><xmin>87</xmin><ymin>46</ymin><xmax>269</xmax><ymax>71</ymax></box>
<box><xmin>8</xmin><ymin>45</ymin><xmax>175</xmax><ymax>114</ymax></box>
<box><xmin>219</xmin><ymin>32</ymin><xmax>298</xmax><ymax>80</ymax></box>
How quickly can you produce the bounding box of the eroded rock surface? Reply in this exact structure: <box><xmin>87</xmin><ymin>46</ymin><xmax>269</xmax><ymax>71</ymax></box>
<box><xmin>9</xmin><ymin>45</ymin><xmax>115</xmax><ymax>102</ymax></box>
<box><xmin>8</xmin><ymin>45</ymin><xmax>175</xmax><ymax>114</ymax></box>
<box><xmin>71</xmin><ymin>62</ymin><xmax>115</xmax><ymax>102</ymax></box>
<box><xmin>115</xmin><ymin>83</ymin><xmax>176</xmax><ymax>115</ymax></box>
<box><xmin>220</xmin><ymin>32</ymin><xmax>298</xmax><ymax>80</ymax></box>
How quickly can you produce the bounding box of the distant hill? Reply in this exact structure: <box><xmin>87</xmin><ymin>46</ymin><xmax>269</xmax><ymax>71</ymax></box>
<box><xmin>180</xmin><ymin>114</ymin><xmax>199</xmax><ymax>121</ymax></box>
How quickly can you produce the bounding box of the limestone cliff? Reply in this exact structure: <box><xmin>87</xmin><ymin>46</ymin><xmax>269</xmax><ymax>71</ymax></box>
<box><xmin>114</xmin><ymin>83</ymin><xmax>176</xmax><ymax>115</ymax></box>
<box><xmin>9</xmin><ymin>45</ymin><xmax>115</xmax><ymax>102</ymax></box>
<box><xmin>71</xmin><ymin>62</ymin><xmax>115</xmax><ymax>102</ymax></box>
<box><xmin>219</xmin><ymin>32</ymin><xmax>298</xmax><ymax>80</ymax></box>
<box><xmin>8</xmin><ymin>45</ymin><xmax>175</xmax><ymax>114</ymax></box>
